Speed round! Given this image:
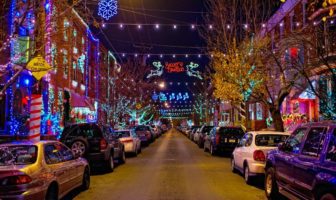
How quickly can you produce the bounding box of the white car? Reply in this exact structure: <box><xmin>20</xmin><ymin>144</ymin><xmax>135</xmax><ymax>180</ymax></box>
<box><xmin>115</xmin><ymin>130</ymin><xmax>142</xmax><ymax>156</ymax></box>
<box><xmin>231</xmin><ymin>131</ymin><xmax>290</xmax><ymax>184</ymax></box>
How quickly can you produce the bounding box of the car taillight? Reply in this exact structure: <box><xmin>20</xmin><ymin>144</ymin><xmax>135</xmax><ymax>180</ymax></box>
<box><xmin>216</xmin><ymin>134</ymin><xmax>220</xmax><ymax>144</ymax></box>
<box><xmin>123</xmin><ymin>139</ymin><xmax>133</xmax><ymax>143</ymax></box>
<box><xmin>253</xmin><ymin>150</ymin><xmax>266</xmax><ymax>162</ymax></box>
<box><xmin>100</xmin><ymin>138</ymin><xmax>107</xmax><ymax>150</ymax></box>
<box><xmin>0</xmin><ymin>175</ymin><xmax>32</xmax><ymax>186</ymax></box>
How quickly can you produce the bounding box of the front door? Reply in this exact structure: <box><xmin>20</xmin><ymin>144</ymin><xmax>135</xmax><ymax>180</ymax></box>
<box><xmin>292</xmin><ymin>127</ymin><xmax>327</xmax><ymax>198</ymax></box>
<box><xmin>274</xmin><ymin>128</ymin><xmax>307</xmax><ymax>187</ymax></box>
<box><xmin>44</xmin><ymin>144</ymin><xmax>72</xmax><ymax>196</ymax></box>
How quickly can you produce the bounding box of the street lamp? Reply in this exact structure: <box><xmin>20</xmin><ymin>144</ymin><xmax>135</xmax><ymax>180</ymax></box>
<box><xmin>158</xmin><ymin>82</ymin><xmax>165</xmax><ymax>89</ymax></box>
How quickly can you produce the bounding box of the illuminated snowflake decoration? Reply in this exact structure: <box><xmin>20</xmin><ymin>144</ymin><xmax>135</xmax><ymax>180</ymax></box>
<box><xmin>98</xmin><ymin>0</ymin><xmax>118</xmax><ymax>20</ymax></box>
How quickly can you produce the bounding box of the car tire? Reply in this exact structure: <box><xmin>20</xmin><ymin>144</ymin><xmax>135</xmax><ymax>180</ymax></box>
<box><xmin>106</xmin><ymin>154</ymin><xmax>114</xmax><ymax>172</ymax></box>
<box><xmin>71</xmin><ymin>139</ymin><xmax>87</xmax><ymax>157</ymax></box>
<box><xmin>265</xmin><ymin>167</ymin><xmax>279</xmax><ymax>200</ymax></box>
<box><xmin>45</xmin><ymin>184</ymin><xmax>58</xmax><ymax>200</ymax></box>
<box><xmin>119</xmin><ymin>150</ymin><xmax>126</xmax><ymax>164</ymax></box>
<box><xmin>81</xmin><ymin>167</ymin><xmax>90</xmax><ymax>191</ymax></box>
<box><xmin>316</xmin><ymin>189</ymin><xmax>336</xmax><ymax>200</ymax></box>
<box><xmin>244</xmin><ymin>165</ymin><xmax>252</xmax><ymax>184</ymax></box>
<box><xmin>210</xmin><ymin>144</ymin><xmax>215</xmax><ymax>156</ymax></box>
<box><xmin>231</xmin><ymin>158</ymin><xmax>238</xmax><ymax>173</ymax></box>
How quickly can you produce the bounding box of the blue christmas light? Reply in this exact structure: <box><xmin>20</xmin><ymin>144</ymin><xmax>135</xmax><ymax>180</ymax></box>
<box><xmin>98</xmin><ymin>0</ymin><xmax>118</xmax><ymax>20</ymax></box>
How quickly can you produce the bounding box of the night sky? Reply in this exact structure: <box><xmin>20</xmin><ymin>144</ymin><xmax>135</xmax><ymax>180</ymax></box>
<box><xmin>91</xmin><ymin>0</ymin><xmax>209</xmax><ymax>115</ymax></box>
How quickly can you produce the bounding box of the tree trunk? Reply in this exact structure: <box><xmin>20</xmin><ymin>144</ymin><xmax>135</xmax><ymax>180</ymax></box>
<box><xmin>270</xmin><ymin>108</ymin><xmax>284</xmax><ymax>132</ymax></box>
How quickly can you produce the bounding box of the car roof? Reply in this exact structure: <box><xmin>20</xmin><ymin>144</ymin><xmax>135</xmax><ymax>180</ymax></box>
<box><xmin>248</xmin><ymin>131</ymin><xmax>290</xmax><ymax>136</ymax></box>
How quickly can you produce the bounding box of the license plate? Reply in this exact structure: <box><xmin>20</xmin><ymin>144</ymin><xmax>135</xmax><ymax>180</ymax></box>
<box><xmin>229</xmin><ymin>139</ymin><xmax>236</xmax><ymax>143</ymax></box>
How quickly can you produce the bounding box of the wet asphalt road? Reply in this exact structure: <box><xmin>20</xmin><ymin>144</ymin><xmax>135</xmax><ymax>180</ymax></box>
<box><xmin>67</xmin><ymin>128</ymin><xmax>265</xmax><ymax>200</ymax></box>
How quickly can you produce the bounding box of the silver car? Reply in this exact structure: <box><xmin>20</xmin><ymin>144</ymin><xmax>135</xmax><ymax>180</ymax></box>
<box><xmin>0</xmin><ymin>140</ymin><xmax>90</xmax><ymax>200</ymax></box>
<box><xmin>115</xmin><ymin>130</ymin><xmax>142</xmax><ymax>156</ymax></box>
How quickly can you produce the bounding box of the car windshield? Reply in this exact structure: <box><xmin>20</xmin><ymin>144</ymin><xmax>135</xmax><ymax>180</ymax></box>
<box><xmin>255</xmin><ymin>134</ymin><xmax>288</xmax><ymax>147</ymax></box>
<box><xmin>0</xmin><ymin>145</ymin><xmax>38</xmax><ymax>166</ymax></box>
<box><xmin>135</xmin><ymin>126</ymin><xmax>148</xmax><ymax>131</ymax></box>
<box><xmin>115</xmin><ymin>131</ymin><xmax>131</xmax><ymax>138</ymax></box>
<box><xmin>202</xmin><ymin>126</ymin><xmax>213</xmax><ymax>133</ymax></box>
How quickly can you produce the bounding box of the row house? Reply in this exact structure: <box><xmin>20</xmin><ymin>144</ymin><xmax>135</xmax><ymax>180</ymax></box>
<box><xmin>249</xmin><ymin>0</ymin><xmax>336</xmax><ymax>131</ymax></box>
<box><xmin>0</xmin><ymin>0</ymin><xmax>116</xmax><ymax>137</ymax></box>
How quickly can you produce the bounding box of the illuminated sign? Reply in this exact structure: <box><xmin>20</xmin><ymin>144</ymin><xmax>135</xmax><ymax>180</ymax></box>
<box><xmin>165</xmin><ymin>62</ymin><xmax>184</xmax><ymax>73</ymax></box>
<box><xmin>153</xmin><ymin>92</ymin><xmax>190</xmax><ymax>102</ymax></box>
<box><xmin>147</xmin><ymin>61</ymin><xmax>203</xmax><ymax>79</ymax></box>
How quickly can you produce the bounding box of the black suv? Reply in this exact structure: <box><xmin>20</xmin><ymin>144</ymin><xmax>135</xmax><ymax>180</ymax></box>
<box><xmin>204</xmin><ymin>126</ymin><xmax>245</xmax><ymax>155</ymax></box>
<box><xmin>60</xmin><ymin>123</ymin><xmax>125</xmax><ymax>171</ymax></box>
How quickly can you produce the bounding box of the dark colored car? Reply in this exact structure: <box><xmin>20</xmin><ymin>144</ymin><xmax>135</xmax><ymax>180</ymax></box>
<box><xmin>134</xmin><ymin>125</ymin><xmax>153</xmax><ymax>145</ymax></box>
<box><xmin>265</xmin><ymin>122</ymin><xmax>336</xmax><ymax>200</ymax></box>
<box><xmin>195</xmin><ymin>125</ymin><xmax>214</xmax><ymax>148</ymax></box>
<box><xmin>60</xmin><ymin>123</ymin><xmax>125</xmax><ymax>172</ymax></box>
<box><xmin>204</xmin><ymin>126</ymin><xmax>245</xmax><ymax>155</ymax></box>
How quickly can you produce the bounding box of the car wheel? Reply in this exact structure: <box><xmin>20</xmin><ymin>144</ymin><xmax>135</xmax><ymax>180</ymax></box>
<box><xmin>71</xmin><ymin>140</ymin><xmax>87</xmax><ymax>157</ymax></box>
<box><xmin>244</xmin><ymin>165</ymin><xmax>252</xmax><ymax>184</ymax></box>
<box><xmin>106</xmin><ymin>154</ymin><xmax>114</xmax><ymax>172</ymax></box>
<box><xmin>319</xmin><ymin>193</ymin><xmax>336</xmax><ymax>200</ymax></box>
<box><xmin>81</xmin><ymin>167</ymin><xmax>90</xmax><ymax>191</ymax></box>
<box><xmin>45</xmin><ymin>184</ymin><xmax>58</xmax><ymax>200</ymax></box>
<box><xmin>203</xmin><ymin>144</ymin><xmax>207</xmax><ymax>152</ymax></box>
<box><xmin>210</xmin><ymin>145</ymin><xmax>215</xmax><ymax>156</ymax></box>
<box><xmin>265</xmin><ymin>167</ymin><xmax>279</xmax><ymax>199</ymax></box>
<box><xmin>316</xmin><ymin>190</ymin><xmax>336</xmax><ymax>200</ymax></box>
<box><xmin>119</xmin><ymin>150</ymin><xmax>126</xmax><ymax>164</ymax></box>
<box><xmin>231</xmin><ymin>158</ymin><xmax>238</xmax><ymax>173</ymax></box>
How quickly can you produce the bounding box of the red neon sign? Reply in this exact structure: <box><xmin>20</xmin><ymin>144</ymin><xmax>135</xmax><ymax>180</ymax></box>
<box><xmin>165</xmin><ymin>62</ymin><xmax>184</xmax><ymax>73</ymax></box>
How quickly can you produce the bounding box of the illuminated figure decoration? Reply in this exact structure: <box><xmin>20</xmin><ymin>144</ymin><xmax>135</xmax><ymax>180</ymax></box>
<box><xmin>169</xmin><ymin>93</ymin><xmax>176</xmax><ymax>101</ymax></box>
<box><xmin>159</xmin><ymin>92</ymin><xmax>167</xmax><ymax>102</ymax></box>
<box><xmin>183</xmin><ymin>92</ymin><xmax>189</xmax><ymax>100</ymax></box>
<box><xmin>186</xmin><ymin>62</ymin><xmax>202</xmax><ymax>80</ymax></box>
<box><xmin>152</xmin><ymin>92</ymin><xmax>159</xmax><ymax>101</ymax></box>
<box><xmin>147</xmin><ymin>61</ymin><xmax>164</xmax><ymax>79</ymax></box>
<box><xmin>98</xmin><ymin>0</ymin><xmax>118</xmax><ymax>20</ymax></box>
<box><xmin>176</xmin><ymin>93</ymin><xmax>183</xmax><ymax>100</ymax></box>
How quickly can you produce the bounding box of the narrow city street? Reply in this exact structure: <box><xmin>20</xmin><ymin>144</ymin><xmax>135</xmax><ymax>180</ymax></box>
<box><xmin>69</xmin><ymin>129</ymin><xmax>265</xmax><ymax>200</ymax></box>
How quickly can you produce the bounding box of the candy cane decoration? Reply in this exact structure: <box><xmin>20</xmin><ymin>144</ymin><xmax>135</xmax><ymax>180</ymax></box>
<box><xmin>28</xmin><ymin>95</ymin><xmax>42</xmax><ymax>141</ymax></box>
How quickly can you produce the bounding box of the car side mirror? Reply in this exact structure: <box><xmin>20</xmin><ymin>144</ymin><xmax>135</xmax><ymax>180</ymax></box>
<box><xmin>278</xmin><ymin>142</ymin><xmax>292</xmax><ymax>152</ymax></box>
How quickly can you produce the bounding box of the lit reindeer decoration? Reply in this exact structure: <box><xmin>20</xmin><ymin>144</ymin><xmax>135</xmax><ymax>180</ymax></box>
<box><xmin>186</xmin><ymin>62</ymin><xmax>202</xmax><ymax>80</ymax></box>
<box><xmin>147</xmin><ymin>61</ymin><xmax>164</xmax><ymax>79</ymax></box>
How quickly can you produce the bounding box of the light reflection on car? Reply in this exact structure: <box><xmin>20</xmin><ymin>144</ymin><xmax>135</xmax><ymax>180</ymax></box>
<box><xmin>0</xmin><ymin>140</ymin><xmax>90</xmax><ymax>200</ymax></box>
<box><xmin>114</xmin><ymin>130</ymin><xmax>142</xmax><ymax>156</ymax></box>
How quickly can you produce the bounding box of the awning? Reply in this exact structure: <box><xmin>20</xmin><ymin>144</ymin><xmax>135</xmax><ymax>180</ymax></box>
<box><xmin>70</xmin><ymin>92</ymin><xmax>95</xmax><ymax>111</ymax></box>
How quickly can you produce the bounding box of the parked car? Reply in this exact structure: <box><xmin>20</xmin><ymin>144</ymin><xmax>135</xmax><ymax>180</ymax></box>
<box><xmin>265</xmin><ymin>122</ymin><xmax>336</xmax><ymax>200</ymax></box>
<box><xmin>204</xmin><ymin>126</ymin><xmax>245</xmax><ymax>154</ymax></box>
<box><xmin>161</xmin><ymin>124</ymin><xmax>169</xmax><ymax>132</ymax></box>
<box><xmin>134</xmin><ymin>125</ymin><xmax>153</xmax><ymax>145</ymax></box>
<box><xmin>189</xmin><ymin>126</ymin><xmax>201</xmax><ymax>140</ymax></box>
<box><xmin>194</xmin><ymin>125</ymin><xmax>214</xmax><ymax>148</ymax></box>
<box><xmin>0</xmin><ymin>141</ymin><xmax>90</xmax><ymax>200</ymax></box>
<box><xmin>60</xmin><ymin>123</ymin><xmax>125</xmax><ymax>172</ymax></box>
<box><xmin>114</xmin><ymin>129</ymin><xmax>141</xmax><ymax>156</ymax></box>
<box><xmin>231</xmin><ymin>131</ymin><xmax>289</xmax><ymax>184</ymax></box>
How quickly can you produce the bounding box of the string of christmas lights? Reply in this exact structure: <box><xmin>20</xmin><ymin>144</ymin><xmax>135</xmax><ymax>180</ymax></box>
<box><xmin>99</xmin><ymin>19</ymin><xmax>336</xmax><ymax>30</ymax></box>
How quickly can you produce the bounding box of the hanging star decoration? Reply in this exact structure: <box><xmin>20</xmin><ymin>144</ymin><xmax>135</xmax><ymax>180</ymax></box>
<box><xmin>98</xmin><ymin>0</ymin><xmax>118</xmax><ymax>20</ymax></box>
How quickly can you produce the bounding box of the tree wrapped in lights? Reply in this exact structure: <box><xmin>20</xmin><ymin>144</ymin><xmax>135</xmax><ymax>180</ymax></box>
<box><xmin>203</xmin><ymin>0</ymin><xmax>304</xmax><ymax>131</ymax></box>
